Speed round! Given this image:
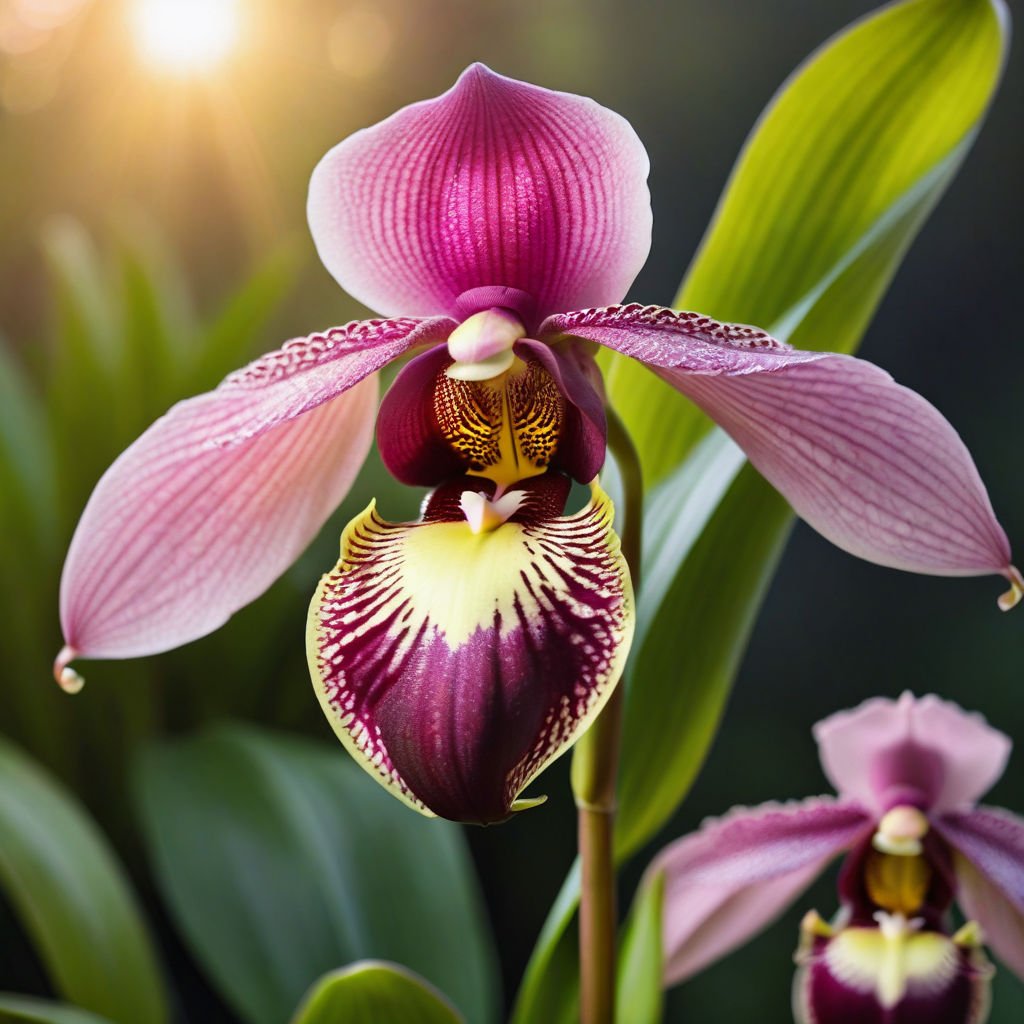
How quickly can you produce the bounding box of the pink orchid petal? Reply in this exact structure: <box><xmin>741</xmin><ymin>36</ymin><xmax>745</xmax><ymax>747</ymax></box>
<box><xmin>937</xmin><ymin>807</ymin><xmax>1024</xmax><ymax>979</ymax></box>
<box><xmin>308</xmin><ymin>64</ymin><xmax>651</xmax><ymax>326</ymax></box>
<box><xmin>307</xmin><ymin>476</ymin><xmax>634</xmax><ymax>824</ymax></box>
<box><xmin>59</xmin><ymin>317</ymin><xmax>452</xmax><ymax>667</ymax></box>
<box><xmin>543</xmin><ymin>304</ymin><xmax>1014</xmax><ymax>584</ymax></box>
<box><xmin>813</xmin><ymin>693</ymin><xmax>1012</xmax><ymax>816</ymax></box>
<box><xmin>648</xmin><ymin>797</ymin><xmax>873</xmax><ymax>985</ymax></box>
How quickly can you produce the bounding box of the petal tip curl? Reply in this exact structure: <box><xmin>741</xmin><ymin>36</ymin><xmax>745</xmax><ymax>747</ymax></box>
<box><xmin>53</xmin><ymin>645</ymin><xmax>84</xmax><ymax>694</ymax></box>
<box><xmin>551</xmin><ymin>306</ymin><xmax>1012</xmax><ymax>587</ymax></box>
<box><xmin>998</xmin><ymin>564</ymin><xmax>1023</xmax><ymax>611</ymax></box>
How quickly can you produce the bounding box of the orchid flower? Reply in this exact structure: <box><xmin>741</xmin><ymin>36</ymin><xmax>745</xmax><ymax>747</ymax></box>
<box><xmin>56</xmin><ymin>66</ymin><xmax>1018</xmax><ymax>825</ymax></box>
<box><xmin>649</xmin><ymin>693</ymin><xmax>1024</xmax><ymax>1023</ymax></box>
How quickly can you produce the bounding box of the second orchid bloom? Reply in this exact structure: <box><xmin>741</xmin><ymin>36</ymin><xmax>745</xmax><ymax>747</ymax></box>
<box><xmin>650</xmin><ymin>694</ymin><xmax>1024</xmax><ymax>1024</ymax></box>
<box><xmin>57</xmin><ymin>66</ymin><xmax>1018</xmax><ymax>823</ymax></box>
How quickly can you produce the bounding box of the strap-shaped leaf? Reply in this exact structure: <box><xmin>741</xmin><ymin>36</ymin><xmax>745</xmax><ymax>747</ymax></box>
<box><xmin>615</xmin><ymin>0</ymin><xmax>1008</xmax><ymax>869</ymax></box>
<box><xmin>514</xmin><ymin>0</ymin><xmax>1008</xmax><ymax>1015</ymax></box>
<box><xmin>617</xmin><ymin>461</ymin><xmax>793</xmax><ymax>856</ymax></box>
<box><xmin>134</xmin><ymin>725</ymin><xmax>499</xmax><ymax>1024</ymax></box>
<box><xmin>0</xmin><ymin>740</ymin><xmax>168</xmax><ymax>1024</ymax></box>
<box><xmin>615</xmin><ymin>873</ymin><xmax>665</xmax><ymax>1024</ymax></box>
<box><xmin>290</xmin><ymin>962</ymin><xmax>462</xmax><ymax>1024</ymax></box>
<box><xmin>509</xmin><ymin>862</ymin><xmax>581</xmax><ymax>1024</ymax></box>
<box><xmin>604</xmin><ymin>0</ymin><xmax>1008</xmax><ymax>484</ymax></box>
<box><xmin>0</xmin><ymin>996</ymin><xmax>114</xmax><ymax>1024</ymax></box>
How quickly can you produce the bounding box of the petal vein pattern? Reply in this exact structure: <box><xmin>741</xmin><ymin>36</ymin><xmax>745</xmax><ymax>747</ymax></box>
<box><xmin>937</xmin><ymin>808</ymin><xmax>1024</xmax><ymax>978</ymax></box>
<box><xmin>545</xmin><ymin>304</ymin><xmax>1012</xmax><ymax>581</ymax></box>
<box><xmin>814</xmin><ymin>693</ymin><xmax>1012</xmax><ymax>816</ymax></box>
<box><xmin>307</xmin><ymin>483</ymin><xmax>634</xmax><ymax>823</ymax></box>
<box><xmin>308</xmin><ymin>64</ymin><xmax>652</xmax><ymax>322</ymax></box>
<box><xmin>648</xmin><ymin>797</ymin><xmax>873</xmax><ymax>984</ymax></box>
<box><xmin>217</xmin><ymin>316</ymin><xmax>455</xmax><ymax>438</ymax></box>
<box><xmin>59</xmin><ymin>317</ymin><xmax>453</xmax><ymax>663</ymax></box>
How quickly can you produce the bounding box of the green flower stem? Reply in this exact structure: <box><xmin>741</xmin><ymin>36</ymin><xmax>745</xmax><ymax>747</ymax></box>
<box><xmin>572</xmin><ymin>408</ymin><xmax>643</xmax><ymax>1024</ymax></box>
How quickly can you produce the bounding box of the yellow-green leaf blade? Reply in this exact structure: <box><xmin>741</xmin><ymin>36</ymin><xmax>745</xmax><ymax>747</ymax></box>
<box><xmin>616</xmin><ymin>873</ymin><xmax>665</xmax><ymax>1024</ymax></box>
<box><xmin>0</xmin><ymin>995</ymin><xmax>114</xmax><ymax>1024</ymax></box>
<box><xmin>606</xmin><ymin>0</ymin><xmax>1008</xmax><ymax>484</ymax></box>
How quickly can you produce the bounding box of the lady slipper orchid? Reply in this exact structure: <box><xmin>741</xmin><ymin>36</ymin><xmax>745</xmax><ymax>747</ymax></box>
<box><xmin>649</xmin><ymin>693</ymin><xmax>1024</xmax><ymax>1023</ymax></box>
<box><xmin>56</xmin><ymin>66</ymin><xmax>1019</xmax><ymax>824</ymax></box>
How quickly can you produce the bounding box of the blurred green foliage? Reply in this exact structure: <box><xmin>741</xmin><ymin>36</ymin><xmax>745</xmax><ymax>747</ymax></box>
<box><xmin>134</xmin><ymin>725</ymin><xmax>499</xmax><ymax>1024</ymax></box>
<box><xmin>0</xmin><ymin>995</ymin><xmax>114</xmax><ymax>1024</ymax></box>
<box><xmin>0</xmin><ymin>736</ymin><xmax>166</xmax><ymax>1024</ymax></box>
<box><xmin>0</xmin><ymin>215</ymin><xmax>489</xmax><ymax>1020</ymax></box>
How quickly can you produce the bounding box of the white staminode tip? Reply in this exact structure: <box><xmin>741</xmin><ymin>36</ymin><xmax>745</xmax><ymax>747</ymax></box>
<box><xmin>872</xmin><ymin>805</ymin><xmax>928</xmax><ymax>857</ymax></box>
<box><xmin>873</xmin><ymin>911</ymin><xmax>923</xmax><ymax>940</ymax></box>
<box><xmin>446</xmin><ymin>307</ymin><xmax>526</xmax><ymax>381</ymax></box>
<box><xmin>460</xmin><ymin>490</ymin><xmax>526</xmax><ymax>534</ymax></box>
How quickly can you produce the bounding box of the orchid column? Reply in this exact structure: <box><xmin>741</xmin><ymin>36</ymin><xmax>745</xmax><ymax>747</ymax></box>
<box><xmin>55</xmin><ymin>65</ymin><xmax>1018</xmax><ymax>1024</ymax></box>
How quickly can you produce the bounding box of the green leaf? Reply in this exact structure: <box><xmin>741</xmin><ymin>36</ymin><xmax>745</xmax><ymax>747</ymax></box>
<box><xmin>113</xmin><ymin>239</ymin><xmax>185</xmax><ymax>426</ymax></box>
<box><xmin>290</xmin><ymin>962</ymin><xmax>463</xmax><ymax>1024</ymax></box>
<box><xmin>613</xmin><ymin>0</ymin><xmax>1009</xmax><ymax>856</ymax></box>
<box><xmin>0</xmin><ymin>739</ymin><xmax>168</xmax><ymax>1024</ymax></box>
<box><xmin>616</xmin><ymin>873</ymin><xmax>665</xmax><ymax>1024</ymax></box>
<box><xmin>41</xmin><ymin>221</ymin><xmax>129</xmax><ymax>522</ymax></box>
<box><xmin>0</xmin><ymin>995</ymin><xmax>114</xmax><ymax>1024</ymax></box>
<box><xmin>605</xmin><ymin>0</ymin><xmax>1008</xmax><ymax>484</ymax></box>
<box><xmin>631</xmin><ymin>430</ymin><xmax>745</xmax><ymax>651</ymax></box>
<box><xmin>509</xmin><ymin>861</ymin><xmax>580</xmax><ymax>1024</ymax></box>
<box><xmin>0</xmin><ymin>341</ymin><xmax>65</xmax><ymax>767</ymax></box>
<box><xmin>617</xmin><ymin>464</ymin><xmax>793</xmax><ymax>857</ymax></box>
<box><xmin>133</xmin><ymin>724</ymin><xmax>499</xmax><ymax>1024</ymax></box>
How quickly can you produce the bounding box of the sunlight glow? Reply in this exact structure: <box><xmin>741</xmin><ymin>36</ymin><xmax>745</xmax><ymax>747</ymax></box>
<box><xmin>131</xmin><ymin>0</ymin><xmax>239</xmax><ymax>75</ymax></box>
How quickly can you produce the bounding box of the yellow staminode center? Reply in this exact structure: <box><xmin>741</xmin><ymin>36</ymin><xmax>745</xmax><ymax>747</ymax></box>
<box><xmin>866</xmin><ymin>805</ymin><xmax>932</xmax><ymax>915</ymax></box>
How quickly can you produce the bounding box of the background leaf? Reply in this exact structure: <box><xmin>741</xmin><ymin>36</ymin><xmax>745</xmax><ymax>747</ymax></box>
<box><xmin>0</xmin><ymin>739</ymin><xmax>167</xmax><ymax>1024</ymax></box>
<box><xmin>508</xmin><ymin>862</ymin><xmax>581</xmax><ymax>1024</ymax></box>
<box><xmin>615</xmin><ymin>0</ymin><xmax>1008</xmax><ymax>863</ymax></box>
<box><xmin>615</xmin><ymin>873</ymin><xmax>665</xmax><ymax>1024</ymax></box>
<box><xmin>290</xmin><ymin>962</ymin><xmax>462</xmax><ymax>1024</ymax></box>
<box><xmin>604</xmin><ymin>0</ymin><xmax>1008</xmax><ymax>484</ymax></box>
<box><xmin>133</xmin><ymin>724</ymin><xmax>499</xmax><ymax>1024</ymax></box>
<box><xmin>616</xmin><ymin>464</ymin><xmax>794</xmax><ymax>857</ymax></box>
<box><xmin>0</xmin><ymin>995</ymin><xmax>114</xmax><ymax>1024</ymax></box>
<box><xmin>187</xmin><ymin>241</ymin><xmax>303</xmax><ymax>391</ymax></box>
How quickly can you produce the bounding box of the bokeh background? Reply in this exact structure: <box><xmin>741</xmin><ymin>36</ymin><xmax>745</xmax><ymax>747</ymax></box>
<box><xmin>1</xmin><ymin>0</ymin><xmax>1021</xmax><ymax>1021</ymax></box>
